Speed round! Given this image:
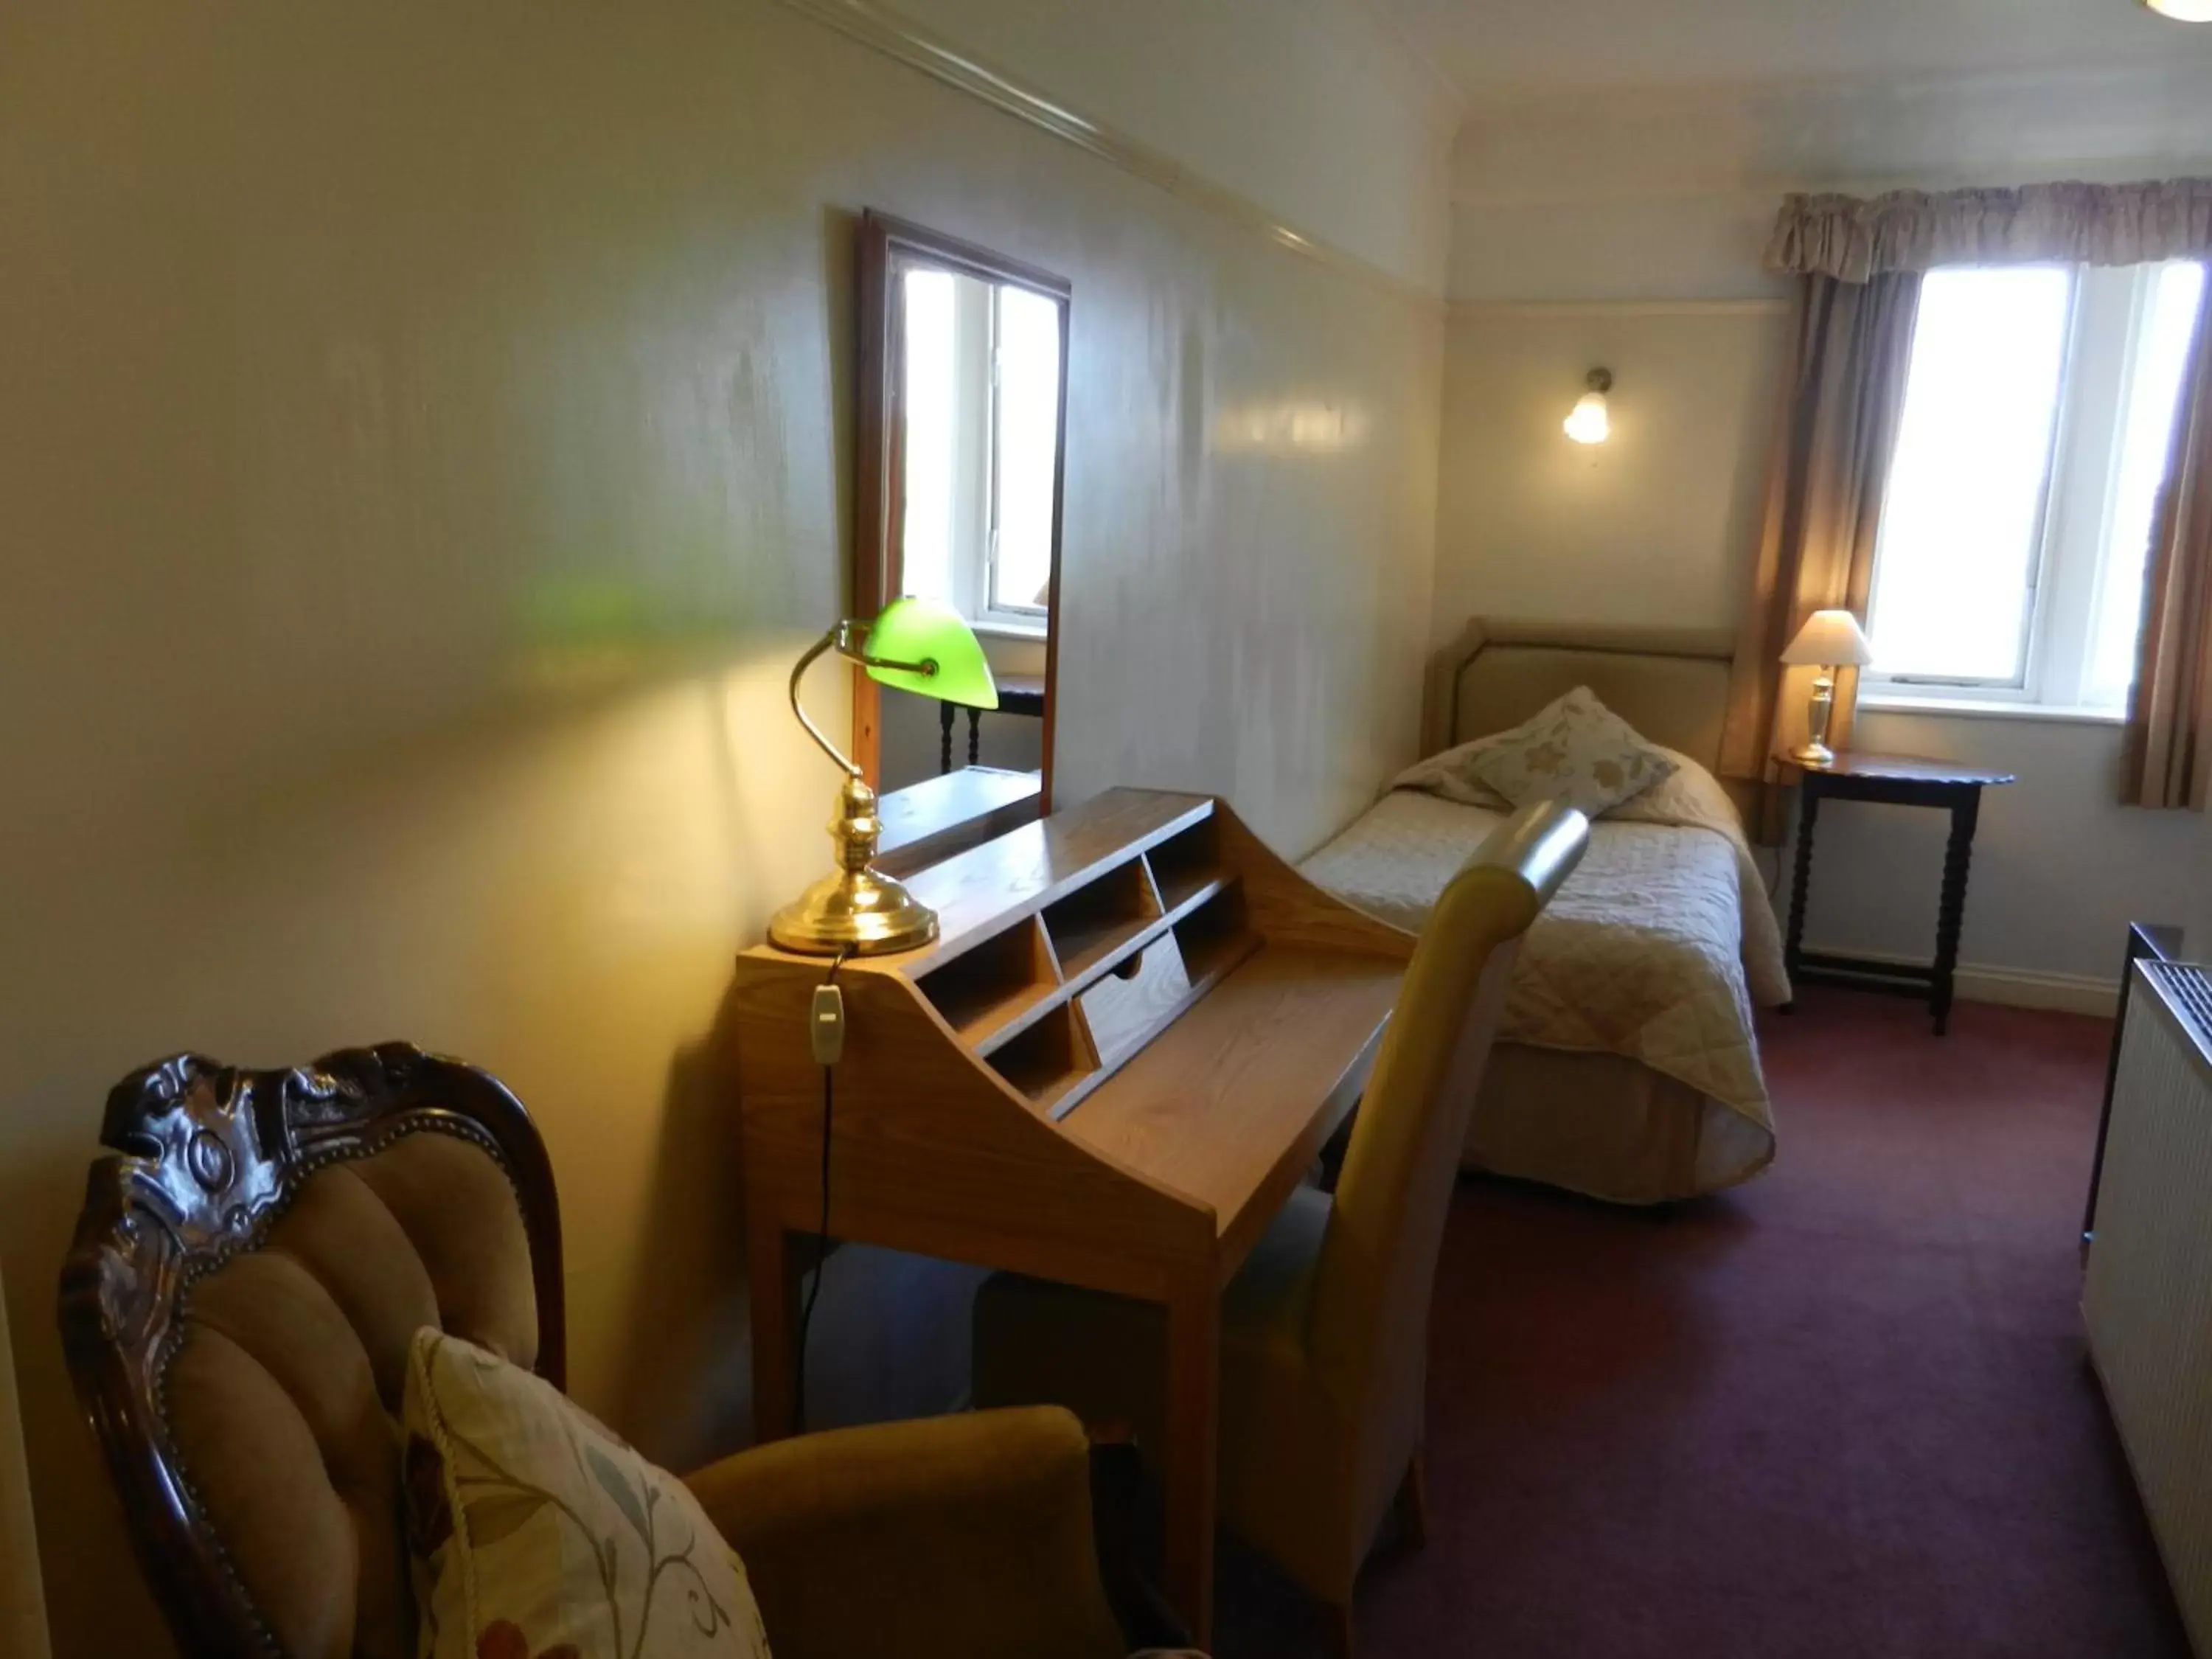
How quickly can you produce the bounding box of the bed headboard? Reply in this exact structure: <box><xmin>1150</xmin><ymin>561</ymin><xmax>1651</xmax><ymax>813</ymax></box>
<box><xmin>1430</xmin><ymin>618</ymin><xmax>1738</xmax><ymax>772</ymax></box>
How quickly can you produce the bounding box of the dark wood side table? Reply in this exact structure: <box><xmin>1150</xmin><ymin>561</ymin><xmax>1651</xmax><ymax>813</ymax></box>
<box><xmin>1778</xmin><ymin>751</ymin><xmax>2017</xmax><ymax>1035</ymax></box>
<box><xmin>940</xmin><ymin>670</ymin><xmax>1047</xmax><ymax>772</ymax></box>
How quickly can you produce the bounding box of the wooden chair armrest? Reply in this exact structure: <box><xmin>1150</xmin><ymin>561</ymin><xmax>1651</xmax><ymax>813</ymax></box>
<box><xmin>684</xmin><ymin>1408</ymin><xmax>1131</xmax><ymax>1659</ymax></box>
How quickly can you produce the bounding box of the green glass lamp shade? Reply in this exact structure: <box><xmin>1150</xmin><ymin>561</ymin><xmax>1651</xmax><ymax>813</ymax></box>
<box><xmin>863</xmin><ymin>597</ymin><xmax>999</xmax><ymax>709</ymax></box>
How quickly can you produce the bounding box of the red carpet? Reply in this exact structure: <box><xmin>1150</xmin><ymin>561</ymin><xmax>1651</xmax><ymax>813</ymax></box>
<box><xmin>1216</xmin><ymin>987</ymin><xmax>2191</xmax><ymax>1658</ymax></box>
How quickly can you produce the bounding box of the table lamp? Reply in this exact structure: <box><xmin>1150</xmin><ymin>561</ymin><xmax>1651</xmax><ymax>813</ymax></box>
<box><xmin>768</xmin><ymin>597</ymin><xmax>998</xmax><ymax>956</ymax></box>
<box><xmin>1780</xmin><ymin>608</ymin><xmax>1875</xmax><ymax>769</ymax></box>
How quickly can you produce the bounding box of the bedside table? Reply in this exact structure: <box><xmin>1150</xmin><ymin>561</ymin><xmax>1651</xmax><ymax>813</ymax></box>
<box><xmin>1778</xmin><ymin>751</ymin><xmax>2017</xmax><ymax>1035</ymax></box>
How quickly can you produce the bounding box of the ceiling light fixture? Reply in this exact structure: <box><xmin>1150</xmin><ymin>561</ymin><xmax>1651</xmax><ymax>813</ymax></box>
<box><xmin>2145</xmin><ymin>0</ymin><xmax>2212</xmax><ymax>21</ymax></box>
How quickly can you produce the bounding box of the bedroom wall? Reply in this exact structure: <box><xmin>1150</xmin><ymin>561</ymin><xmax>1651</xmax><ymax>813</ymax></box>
<box><xmin>0</xmin><ymin>3</ymin><xmax>1446</xmax><ymax>1652</ymax></box>
<box><xmin>1437</xmin><ymin>63</ymin><xmax>2212</xmax><ymax>1001</ymax></box>
<box><xmin>888</xmin><ymin>0</ymin><xmax>1460</xmax><ymax>293</ymax></box>
<box><xmin>1433</xmin><ymin>301</ymin><xmax>1789</xmax><ymax>636</ymax></box>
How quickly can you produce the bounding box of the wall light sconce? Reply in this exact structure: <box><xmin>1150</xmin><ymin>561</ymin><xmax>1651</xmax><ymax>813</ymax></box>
<box><xmin>2145</xmin><ymin>0</ymin><xmax>2212</xmax><ymax>21</ymax></box>
<box><xmin>1564</xmin><ymin>369</ymin><xmax>1613</xmax><ymax>445</ymax></box>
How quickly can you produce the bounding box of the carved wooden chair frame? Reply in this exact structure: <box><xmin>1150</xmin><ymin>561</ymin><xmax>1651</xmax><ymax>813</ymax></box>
<box><xmin>57</xmin><ymin>1043</ymin><xmax>566</xmax><ymax>1657</ymax></box>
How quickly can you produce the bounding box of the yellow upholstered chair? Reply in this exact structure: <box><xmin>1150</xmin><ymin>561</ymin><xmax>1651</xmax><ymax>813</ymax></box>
<box><xmin>972</xmin><ymin>800</ymin><xmax>1587</xmax><ymax>1655</ymax></box>
<box><xmin>60</xmin><ymin>1044</ymin><xmax>1164</xmax><ymax>1659</ymax></box>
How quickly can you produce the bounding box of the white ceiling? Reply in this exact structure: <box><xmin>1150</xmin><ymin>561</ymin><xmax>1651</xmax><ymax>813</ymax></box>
<box><xmin>1372</xmin><ymin>0</ymin><xmax>2212</xmax><ymax>107</ymax></box>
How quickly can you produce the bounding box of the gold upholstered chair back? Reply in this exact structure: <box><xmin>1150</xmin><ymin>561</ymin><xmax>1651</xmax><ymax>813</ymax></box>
<box><xmin>58</xmin><ymin>1044</ymin><xmax>565</xmax><ymax>1659</ymax></box>
<box><xmin>1305</xmin><ymin>800</ymin><xmax>1587</xmax><ymax>1557</ymax></box>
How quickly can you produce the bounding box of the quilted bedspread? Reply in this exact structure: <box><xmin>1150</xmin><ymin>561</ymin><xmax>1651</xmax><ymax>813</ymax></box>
<box><xmin>1301</xmin><ymin>754</ymin><xmax>1789</xmax><ymax>1134</ymax></box>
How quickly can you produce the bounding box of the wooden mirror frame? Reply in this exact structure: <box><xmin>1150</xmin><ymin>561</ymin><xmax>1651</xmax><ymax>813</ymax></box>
<box><xmin>852</xmin><ymin>209</ymin><xmax>1071</xmax><ymax>810</ymax></box>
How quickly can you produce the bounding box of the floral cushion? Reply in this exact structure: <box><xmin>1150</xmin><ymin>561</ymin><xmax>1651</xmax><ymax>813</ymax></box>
<box><xmin>403</xmin><ymin>1329</ymin><xmax>772</xmax><ymax>1659</ymax></box>
<box><xmin>1464</xmin><ymin>686</ymin><xmax>1677</xmax><ymax>817</ymax></box>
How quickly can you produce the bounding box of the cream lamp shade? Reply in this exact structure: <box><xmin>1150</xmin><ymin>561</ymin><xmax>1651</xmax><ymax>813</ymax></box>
<box><xmin>2146</xmin><ymin>0</ymin><xmax>2212</xmax><ymax>21</ymax></box>
<box><xmin>1780</xmin><ymin>608</ymin><xmax>1875</xmax><ymax>668</ymax></box>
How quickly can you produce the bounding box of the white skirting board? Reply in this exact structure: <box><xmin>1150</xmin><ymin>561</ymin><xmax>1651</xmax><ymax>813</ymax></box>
<box><xmin>1793</xmin><ymin>946</ymin><xmax>2119</xmax><ymax>1018</ymax></box>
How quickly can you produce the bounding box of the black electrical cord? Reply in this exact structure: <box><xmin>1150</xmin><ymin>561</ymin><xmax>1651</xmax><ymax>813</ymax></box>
<box><xmin>791</xmin><ymin>944</ymin><xmax>852</xmax><ymax>1435</ymax></box>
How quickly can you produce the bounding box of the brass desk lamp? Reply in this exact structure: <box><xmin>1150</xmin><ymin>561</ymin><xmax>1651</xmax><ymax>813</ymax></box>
<box><xmin>769</xmin><ymin>597</ymin><xmax>999</xmax><ymax>956</ymax></box>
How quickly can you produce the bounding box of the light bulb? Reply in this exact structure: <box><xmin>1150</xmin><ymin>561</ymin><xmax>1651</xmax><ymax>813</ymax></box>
<box><xmin>2146</xmin><ymin>0</ymin><xmax>2212</xmax><ymax>19</ymax></box>
<box><xmin>1564</xmin><ymin>391</ymin><xmax>1610</xmax><ymax>445</ymax></box>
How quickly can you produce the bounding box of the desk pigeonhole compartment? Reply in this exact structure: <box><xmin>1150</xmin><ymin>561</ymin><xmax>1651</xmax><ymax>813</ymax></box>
<box><xmin>914</xmin><ymin>915</ymin><xmax>1060</xmax><ymax>1048</ymax></box>
<box><xmin>1172</xmin><ymin>882</ymin><xmax>1256</xmax><ymax>985</ymax></box>
<box><xmin>1041</xmin><ymin>856</ymin><xmax>1163</xmax><ymax>978</ymax></box>
<box><xmin>987</xmin><ymin>1004</ymin><xmax>1099</xmax><ymax>1116</ymax></box>
<box><xmin>1144</xmin><ymin>814</ymin><xmax>1226</xmax><ymax>911</ymax></box>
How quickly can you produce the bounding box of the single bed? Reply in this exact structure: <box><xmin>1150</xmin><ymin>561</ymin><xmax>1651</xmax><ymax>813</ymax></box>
<box><xmin>1303</xmin><ymin>619</ymin><xmax>1790</xmax><ymax>1203</ymax></box>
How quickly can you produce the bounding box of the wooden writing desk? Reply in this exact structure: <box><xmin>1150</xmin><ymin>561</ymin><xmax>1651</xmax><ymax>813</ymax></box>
<box><xmin>731</xmin><ymin>788</ymin><xmax>1411</xmax><ymax>1641</ymax></box>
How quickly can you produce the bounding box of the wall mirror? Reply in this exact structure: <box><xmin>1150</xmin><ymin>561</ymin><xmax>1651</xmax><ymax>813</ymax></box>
<box><xmin>852</xmin><ymin>211</ymin><xmax>1069</xmax><ymax>863</ymax></box>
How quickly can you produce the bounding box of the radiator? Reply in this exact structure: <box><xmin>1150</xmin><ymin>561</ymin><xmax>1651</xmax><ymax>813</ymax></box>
<box><xmin>2084</xmin><ymin>960</ymin><xmax>2212</xmax><ymax>1654</ymax></box>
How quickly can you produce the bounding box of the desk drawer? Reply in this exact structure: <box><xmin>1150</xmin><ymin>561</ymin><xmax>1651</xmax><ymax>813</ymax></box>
<box><xmin>1078</xmin><ymin>933</ymin><xmax>1194</xmax><ymax>1068</ymax></box>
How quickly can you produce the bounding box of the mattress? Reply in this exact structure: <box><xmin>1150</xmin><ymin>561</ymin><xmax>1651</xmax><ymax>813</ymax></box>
<box><xmin>1303</xmin><ymin>776</ymin><xmax>1787</xmax><ymax>1200</ymax></box>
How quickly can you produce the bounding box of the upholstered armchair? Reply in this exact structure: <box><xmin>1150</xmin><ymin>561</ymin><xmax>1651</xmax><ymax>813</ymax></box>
<box><xmin>58</xmin><ymin>1044</ymin><xmax>1175</xmax><ymax>1659</ymax></box>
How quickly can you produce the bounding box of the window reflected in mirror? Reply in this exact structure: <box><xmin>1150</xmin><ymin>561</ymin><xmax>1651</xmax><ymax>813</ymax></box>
<box><xmin>899</xmin><ymin>270</ymin><xmax>1061</xmax><ymax>631</ymax></box>
<box><xmin>854</xmin><ymin>212</ymin><xmax>1069</xmax><ymax>846</ymax></box>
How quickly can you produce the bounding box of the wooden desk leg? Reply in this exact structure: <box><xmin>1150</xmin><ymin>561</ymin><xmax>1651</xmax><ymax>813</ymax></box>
<box><xmin>967</xmin><ymin>706</ymin><xmax>982</xmax><ymax>768</ymax></box>
<box><xmin>748</xmin><ymin>1212</ymin><xmax>796</xmax><ymax>1442</ymax></box>
<box><xmin>1163</xmin><ymin>1283</ymin><xmax>1220</xmax><ymax>1647</ymax></box>
<box><xmin>1930</xmin><ymin>787</ymin><xmax>1981</xmax><ymax>1037</ymax></box>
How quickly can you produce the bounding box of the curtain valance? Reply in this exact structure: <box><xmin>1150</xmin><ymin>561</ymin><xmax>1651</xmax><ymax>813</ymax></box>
<box><xmin>1766</xmin><ymin>179</ymin><xmax>2212</xmax><ymax>282</ymax></box>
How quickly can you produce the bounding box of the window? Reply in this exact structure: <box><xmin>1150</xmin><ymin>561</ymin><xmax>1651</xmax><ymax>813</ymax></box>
<box><xmin>991</xmin><ymin>286</ymin><xmax>1061</xmax><ymax>618</ymax></box>
<box><xmin>1863</xmin><ymin>260</ymin><xmax>2205</xmax><ymax>712</ymax></box>
<box><xmin>898</xmin><ymin>268</ymin><xmax>1063</xmax><ymax>634</ymax></box>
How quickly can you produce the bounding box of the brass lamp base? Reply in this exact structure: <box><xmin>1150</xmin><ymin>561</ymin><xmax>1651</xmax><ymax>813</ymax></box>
<box><xmin>768</xmin><ymin>775</ymin><xmax>939</xmax><ymax>956</ymax></box>
<box><xmin>1789</xmin><ymin>669</ymin><xmax>1840</xmax><ymax>771</ymax></box>
<box><xmin>768</xmin><ymin>866</ymin><xmax>938</xmax><ymax>955</ymax></box>
<box><xmin>1790</xmin><ymin>738</ymin><xmax>1837</xmax><ymax>769</ymax></box>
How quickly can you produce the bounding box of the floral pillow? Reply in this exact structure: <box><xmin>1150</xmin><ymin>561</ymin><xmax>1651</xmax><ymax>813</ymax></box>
<box><xmin>1464</xmin><ymin>685</ymin><xmax>1677</xmax><ymax>816</ymax></box>
<box><xmin>403</xmin><ymin>1329</ymin><xmax>773</xmax><ymax>1659</ymax></box>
